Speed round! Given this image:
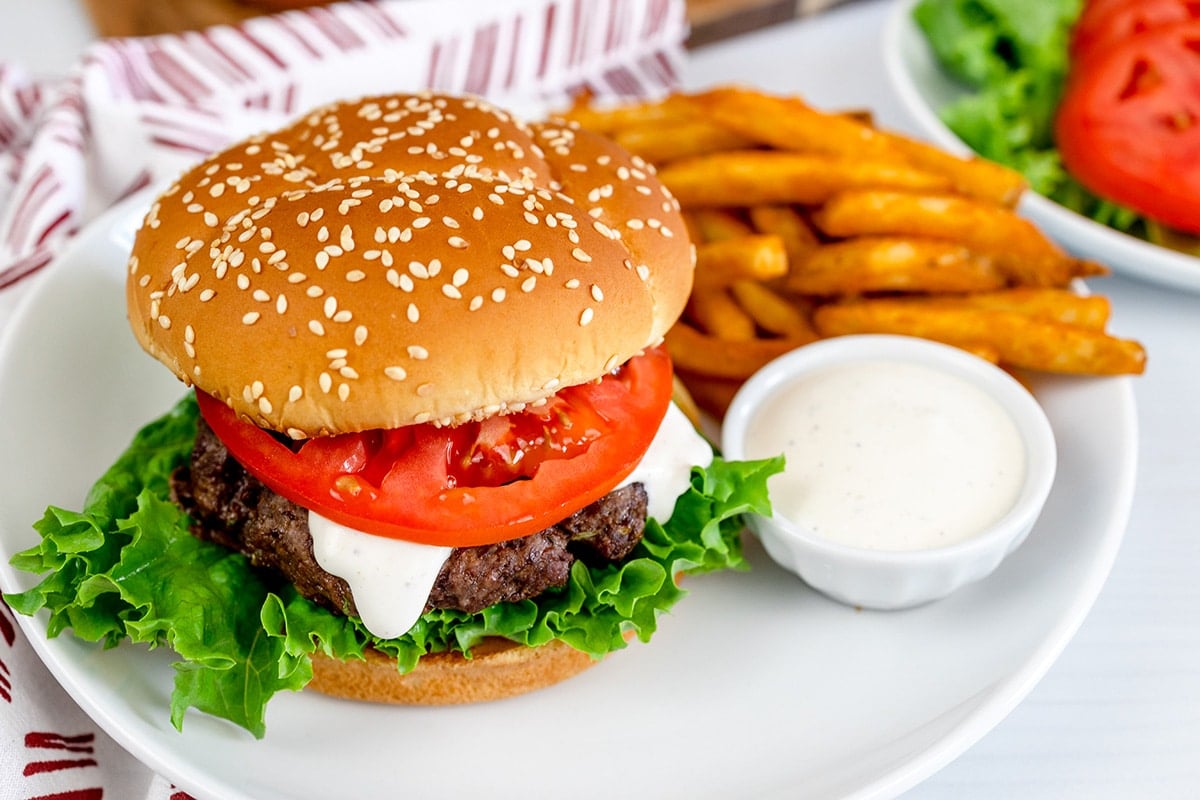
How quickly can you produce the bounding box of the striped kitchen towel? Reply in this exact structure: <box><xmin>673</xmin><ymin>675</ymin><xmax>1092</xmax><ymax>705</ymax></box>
<box><xmin>0</xmin><ymin>0</ymin><xmax>686</xmax><ymax>307</ymax></box>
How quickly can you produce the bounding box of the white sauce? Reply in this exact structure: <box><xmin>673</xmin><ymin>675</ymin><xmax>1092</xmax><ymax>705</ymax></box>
<box><xmin>308</xmin><ymin>513</ymin><xmax>453</xmax><ymax>639</ymax></box>
<box><xmin>309</xmin><ymin>402</ymin><xmax>712</xmax><ymax>639</ymax></box>
<box><xmin>744</xmin><ymin>360</ymin><xmax>1025</xmax><ymax>551</ymax></box>
<box><xmin>619</xmin><ymin>402</ymin><xmax>714</xmax><ymax>521</ymax></box>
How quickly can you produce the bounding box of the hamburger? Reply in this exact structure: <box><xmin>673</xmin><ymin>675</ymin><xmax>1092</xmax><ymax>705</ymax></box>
<box><xmin>7</xmin><ymin>92</ymin><xmax>780</xmax><ymax>737</ymax></box>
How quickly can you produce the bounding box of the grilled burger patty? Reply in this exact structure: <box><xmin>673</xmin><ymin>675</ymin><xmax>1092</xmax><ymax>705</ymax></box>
<box><xmin>171</xmin><ymin>419</ymin><xmax>650</xmax><ymax>617</ymax></box>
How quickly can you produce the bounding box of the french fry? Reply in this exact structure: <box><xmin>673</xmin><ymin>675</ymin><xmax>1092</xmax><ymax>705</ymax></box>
<box><xmin>685</xmin><ymin>86</ymin><xmax>1025</xmax><ymax>206</ymax></box>
<box><xmin>614</xmin><ymin>119</ymin><xmax>754</xmax><ymax>164</ymax></box>
<box><xmin>956</xmin><ymin>343</ymin><xmax>1003</xmax><ymax>364</ymax></box>
<box><xmin>694</xmin><ymin>234</ymin><xmax>789</xmax><ymax>287</ymax></box>
<box><xmin>665</xmin><ymin>321</ymin><xmax>814</xmax><ymax>380</ymax></box>
<box><xmin>811</xmin><ymin>189</ymin><xmax>1096</xmax><ymax>287</ymax></box>
<box><xmin>558</xmin><ymin>93</ymin><xmax>694</xmax><ymax>134</ymax></box>
<box><xmin>730</xmin><ymin>280</ymin><xmax>818</xmax><ymax>338</ymax></box>
<box><xmin>676</xmin><ymin>369</ymin><xmax>743</xmax><ymax>419</ymax></box>
<box><xmin>671</xmin><ymin>374</ymin><xmax>705</xmax><ymax>432</ymax></box>
<box><xmin>689</xmin><ymin>287</ymin><xmax>758</xmax><ymax>341</ymax></box>
<box><xmin>689</xmin><ymin>208</ymin><xmax>755</xmax><ymax>242</ymax></box>
<box><xmin>658</xmin><ymin>152</ymin><xmax>951</xmax><ymax>208</ymax></box>
<box><xmin>812</xmin><ymin>299</ymin><xmax>1146</xmax><ymax>375</ymax></box>
<box><xmin>884</xmin><ymin>134</ymin><xmax>1027</xmax><ymax>209</ymax></box>
<box><xmin>786</xmin><ymin>236</ymin><xmax>1007</xmax><ymax>296</ymax></box>
<box><xmin>921</xmin><ymin>288</ymin><xmax>1112</xmax><ymax>330</ymax></box>
<box><xmin>747</xmin><ymin>205</ymin><xmax>821</xmax><ymax>265</ymax></box>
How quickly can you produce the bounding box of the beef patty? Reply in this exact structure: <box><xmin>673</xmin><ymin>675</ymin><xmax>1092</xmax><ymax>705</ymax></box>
<box><xmin>171</xmin><ymin>419</ymin><xmax>649</xmax><ymax>618</ymax></box>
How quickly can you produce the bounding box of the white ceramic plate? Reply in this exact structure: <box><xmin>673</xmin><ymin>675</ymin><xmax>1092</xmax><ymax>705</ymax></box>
<box><xmin>0</xmin><ymin>191</ymin><xmax>1137</xmax><ymax>800</ymax></box>
<box><xmin>881</xmin><ymin>0</ymin><xmax>1200</xmax><ymax>294</ymax></box>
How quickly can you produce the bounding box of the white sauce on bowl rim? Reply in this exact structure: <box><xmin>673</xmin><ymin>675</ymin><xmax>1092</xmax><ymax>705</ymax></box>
<box><xmin>743</xmin><ymin>359</ymin><xmax>1027</xmax><ymax>552</ymax></box>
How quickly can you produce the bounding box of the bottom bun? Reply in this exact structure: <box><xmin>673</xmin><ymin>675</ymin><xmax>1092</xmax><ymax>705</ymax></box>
<box><xmin>308</xmin><ymin>638</ymin><xmax>600</xmax><ymax>705</ymax></box>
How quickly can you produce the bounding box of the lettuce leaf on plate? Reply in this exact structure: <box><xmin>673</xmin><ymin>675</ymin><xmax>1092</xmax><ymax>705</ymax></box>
<box><xmin>5</xmin><ymin>394</ymin><xmax>782</xmax><ymax>738</ymax></box>
<box><xmin>911</xmin><ymin>0</ymin><xmax>1146</xmax><ymax>237</ymax></box>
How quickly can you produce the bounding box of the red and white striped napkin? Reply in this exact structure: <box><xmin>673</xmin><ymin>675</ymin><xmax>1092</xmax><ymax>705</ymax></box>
<box><xmin>0</xmin><ymin>2</ymin><xmax>685</xmax><ymax>797</ymax></box>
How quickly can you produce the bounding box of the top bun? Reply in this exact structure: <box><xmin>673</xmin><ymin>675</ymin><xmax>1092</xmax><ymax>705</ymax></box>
<box><xmin>127</xmin><ymin>93</ymin><xmax>694</xmax><ymax>437</ymax></box>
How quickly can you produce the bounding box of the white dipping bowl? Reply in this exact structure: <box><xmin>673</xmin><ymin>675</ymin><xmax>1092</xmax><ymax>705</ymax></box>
<box><xmin>721</xmin><ymin>334</ymin><xmax>1057</xmax><ymax>610</ymax></box>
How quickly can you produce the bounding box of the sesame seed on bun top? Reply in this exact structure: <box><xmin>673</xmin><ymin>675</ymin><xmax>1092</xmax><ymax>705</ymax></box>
<box><xmin>126</xmin><ymin>92</ymin><xmax>695</xmax><ymax>437</ymax></box>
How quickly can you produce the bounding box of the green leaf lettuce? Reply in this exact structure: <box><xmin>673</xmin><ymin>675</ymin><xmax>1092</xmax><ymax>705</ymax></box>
<box><xmin>5</xmin><ymin>394</ymin><xmax>782</xmax><ymax>738</ymax></box>
<box><xmin>911</xmin><ymin>0</ymin><xmax>1147</xmax><ymax>237</ymax></box>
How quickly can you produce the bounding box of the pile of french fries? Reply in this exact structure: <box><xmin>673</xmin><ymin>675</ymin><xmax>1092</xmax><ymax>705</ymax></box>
<box><xmin>562</xmin><ymin>86</ymin><xmax>1147</xmax><ymax>417</ymax></box>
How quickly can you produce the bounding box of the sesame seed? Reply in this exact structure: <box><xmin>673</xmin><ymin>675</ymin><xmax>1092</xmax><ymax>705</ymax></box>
<box><xmin>452</xmin><ymin>268</ymin><xmax>469</xmax><ymax>287</ymax></box>
<box><xmin>242</xmin><ymin>311</ymin><xmax>260</xmax><ymax>325</ymax></box>
<box><xmin>571</xmin><ymin>248</ymin><xmax>592</xmax><ymax>263</ymax></box>
<box><xmin>346</xmin><ymin>270</ymin><xmax>366</xmax><ymax>282</ymax></box>
<box><xmin>580</xmin><ymin>308</ymin><xmax>594</xmax><ymax>326</ymax></box>
<box><xmin>385</xmin><ymin>366</ymin><xmax>407</xmax><ymax>381</ymax></box>
<box><xmin>309</xmin><ymin>320</ymin><xmax>326</xmax><ymax>335</ymax></box>
<box><xmin>289</xmin><ymin>385</ymin><xmax>303</xmax><ymax>402</ymax></box>
<box><xmin>448</xmin><ymin>236</ymin><xmax>468</xmax><ymax>249</ymax></box>
<box><xmin>514</xmin><ymin>239</ymin><xmax>531</xmax><ymax>251</ymax></box>
<box><xmin>338</xmin><ymin>384</ymin><xmax>350</xmax><ymax>402</ymax></box>
<box><xmin>591</xmin><ymin>285</ymin><xmax>604</xmax><ymax>302</ymax></box>
<box><xmin>442</xmin><ymin>285</ymin><xmax>462</xmax><ymax>299</ymax></box>
<box><xmin>469</xmin><ymin>296</ymin><xmax>483</xmax><ymax>311</ymax></box>
<box><xmin>319</xmin><ymin>372</ymin><xmax>333</xmax><ymax>393</ymax></box>
<box><xmin>407</xmin><ymin>303</ymin><xmax>419</xmax><ymax>322</ymax></box>
<box><xmin>408</xmin><ymin>345</ymin><xmax>429</xmax><ymax>360</ymax></box>
<box><xmin>521</xmin><ymin>276</ymin><xmax>536</xmax><ymax>293</ymax></box>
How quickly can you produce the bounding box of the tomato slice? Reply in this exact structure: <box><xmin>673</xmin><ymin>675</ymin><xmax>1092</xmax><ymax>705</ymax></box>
<box><xmin>1056</xmin><ymin>20</ymin><xmax>1200</xmax><ymax>234</ymax></box>
<box><xmin>1071</xmin><ymin>0</ymin><xmax>1200</xmax><ymax>63</ymax></box>
<box><xmin>196</xmin><ymin>347</ymin><xmax>675</xmax><ymax>547</ymax></box>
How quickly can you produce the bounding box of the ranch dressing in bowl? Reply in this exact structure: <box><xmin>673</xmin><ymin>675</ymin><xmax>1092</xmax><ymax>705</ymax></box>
<box><xmin>721</xmin><ymin>334</ymin><xmax>1057</xmax><ymax>610</ymax></box>
<box><xmin>746</xmin><ymin>359</ymin><xmax>1026</xmax><ymax>552</ymax></box>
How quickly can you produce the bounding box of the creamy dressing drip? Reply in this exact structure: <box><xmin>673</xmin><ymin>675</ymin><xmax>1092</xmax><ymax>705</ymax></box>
<box><xmin>309</xmin><ymin>402</ymin><xmax>713</xmax><ymax>639</ymax></box>
<box><xmin>745</xmin><ymin>360</ymin><xmax>1026</xmax><ymax>552</ymax></box>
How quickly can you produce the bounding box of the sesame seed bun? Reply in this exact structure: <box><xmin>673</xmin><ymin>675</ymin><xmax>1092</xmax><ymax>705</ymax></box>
<box><xmin>307</xmin><ymin>638</ymin><xmax>598</xmax><ymax>706</ymax></box>
<box><xmin>126</xmin><ymin>93</ymin><xmax>694</xmax><ymax>437</ymax></box>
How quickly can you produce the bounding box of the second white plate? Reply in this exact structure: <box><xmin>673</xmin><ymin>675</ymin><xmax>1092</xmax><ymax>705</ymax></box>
<box><xmin>881</xmin><ymin>0</ymin><xmax>1200</xmax><ymax>294</ymax></box>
